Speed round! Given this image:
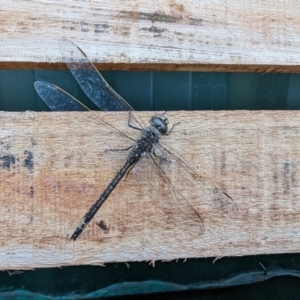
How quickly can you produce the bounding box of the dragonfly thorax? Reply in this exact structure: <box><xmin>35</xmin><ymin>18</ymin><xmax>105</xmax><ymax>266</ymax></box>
<box><xmin>137</xmin><ymin>128</ymin><xmax>160</xmax><ymax>153</ymax></box>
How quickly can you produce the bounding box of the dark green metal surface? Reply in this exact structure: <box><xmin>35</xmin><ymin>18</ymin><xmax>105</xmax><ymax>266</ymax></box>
<box><xmin>1</xmin><ymin>70</ymin><xmax>298</xmax><ymax>111</ymax></box>
<box><xmin>0</xmin><ymin>70</ymin><xmax>300</xmax><ymax>299</ymax></box>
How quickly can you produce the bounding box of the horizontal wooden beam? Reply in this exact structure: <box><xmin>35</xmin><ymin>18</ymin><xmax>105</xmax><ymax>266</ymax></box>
<box><xmin>1</xmin><ymin>110</ymin><xmax>300</xmax><ymax>269</ymax></box>
<box><xmin>1</xmin><ymin>1</ymin><xmax>300</xmax><ymax>72</ymax></box>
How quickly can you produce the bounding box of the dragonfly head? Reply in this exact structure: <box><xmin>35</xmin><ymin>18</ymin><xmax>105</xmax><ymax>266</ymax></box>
<box><xmin>150</xmin><ymin>115</ymin><xmax>169</xmax><ymax>135</ymax></box>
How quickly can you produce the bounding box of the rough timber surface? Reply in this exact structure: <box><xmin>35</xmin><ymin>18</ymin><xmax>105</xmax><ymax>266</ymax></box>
<box><xmin>1</xmin><ymin>0</ymin><xmax>300</xmax><ymax>72</ymax></box>
<box><xmin>1</xmin><ymin>110</ymin><xmax>300</xmax><ymax>269</ymax></box>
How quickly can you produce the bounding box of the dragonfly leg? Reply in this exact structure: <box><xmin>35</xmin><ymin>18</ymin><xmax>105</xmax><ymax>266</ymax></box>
<box><xmin>153</xmin><ymin>148</ymin><xmax>170</xmax><ymax>164</ymax></box>
<box><xmin>165</xmin><ymin>122</ymin><xmax>180</xmax><ymax>136</ymax></box>
<box><xmin>124</xmin><ymin>160</ymin><xmax>138</xmax><ymax>181</ymax></box>
<box><xmin>127</xmin><ymin>112</ymin><xmax>143</xmax><ymax>131</ymax></box>
<box><xmin>105</xmin><ymin>145</ymin><xmax>134</xmax><ymax>153</ymax></box>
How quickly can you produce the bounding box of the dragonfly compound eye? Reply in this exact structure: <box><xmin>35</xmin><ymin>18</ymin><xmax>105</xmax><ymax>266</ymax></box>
<box><xmin>150</xmin><ymin>116</ymin><xmax>169</xmax><ymax>135</ymax></box>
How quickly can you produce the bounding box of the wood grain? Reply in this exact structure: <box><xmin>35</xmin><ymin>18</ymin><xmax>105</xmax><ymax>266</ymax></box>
<box><xmin>1</xmin><ymin>110</ymin><xmax>300</xmax><ymax>269</ymax></box>
<box><xmin>1</xmin><ymin>0</ymin><xmax>300</xmax><ymax>72</ymax></box>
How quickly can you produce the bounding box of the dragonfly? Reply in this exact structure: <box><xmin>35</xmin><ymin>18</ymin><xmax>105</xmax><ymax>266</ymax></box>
<box><xmin>34</xmin><ymin>40</ymin><xmax>237</xmax><ymax>241</ymax></box>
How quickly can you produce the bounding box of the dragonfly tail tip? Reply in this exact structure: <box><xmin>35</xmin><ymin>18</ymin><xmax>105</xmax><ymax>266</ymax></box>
<box><xmin>70</xmin><ymin>230</ymin><xmax>81</xmax><ymax>241</ymax></box>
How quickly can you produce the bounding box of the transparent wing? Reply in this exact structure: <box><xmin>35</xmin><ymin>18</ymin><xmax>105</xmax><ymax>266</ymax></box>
<box><xmin>34</xmin><ymin>81</ymin><xmax>89</xmax><ymax>111</ymax></box>
<box><xmin>145</xmin><ymin>152</ymin><xmax>206</xmax><ymax>235</ymax></box>
<box><xmin>34</xmin><ymin>81</ymin><xmax>139</xmax><ymax>152</ymax></box>
<box><xmin>151</xmin><ymin>141</ymin><xmax>238</xmax><ymax>218</ymax></box>
<box><xmin>58</xmin><ymin>39</ymin><xmax>146</xmax><ymax>130</ymax></box>
<box><xmin>58</xmin><ymin>39</ymin><xmax>133</xmax><ymax>112</ymax></box>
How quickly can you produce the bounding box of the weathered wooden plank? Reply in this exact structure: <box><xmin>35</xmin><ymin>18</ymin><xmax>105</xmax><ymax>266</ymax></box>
<box><xmin>0</xmin><ymin>110</ymin><xmax>300</xmax><ymax>269</ymax></box>
<box><xmin>1</xmin><ymin>0</ymin><xmax>300</xmax><ymax>72</ymax></box>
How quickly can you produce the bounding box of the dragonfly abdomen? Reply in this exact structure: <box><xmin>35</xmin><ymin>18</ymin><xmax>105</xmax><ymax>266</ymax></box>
<box><xmin>71</xmin><ymin>120</ymin><xmax>165</xmax><ymax>241</ymax></box>
<box><xmin>71</xmin><ymin>151</ymin><xmax>141</xmax><ymax>241</ymax></box>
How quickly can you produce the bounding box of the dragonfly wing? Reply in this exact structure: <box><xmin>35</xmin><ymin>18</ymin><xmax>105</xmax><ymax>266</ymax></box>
<box><xmin>58</xmin><ymin>39</ymin><xmax>133</xmax><ymax>112</ymax></box>
<box><xmin>34</xmin><ymin>80</ymin><xmax>139</xmax><ymax>153</ymax></box>
<box><xmin>58</xmin><ymin>39</ymin><xmax>147</xmax><ymax>130</ymax></box>
<box><xmin>34</xmin><ymin>81</ymin><xmax>88</xmax><ymax>111</ymax></box>
<box><xmin>134</xmin><ymin>154</ymin><xmax>205</xmax><ymax>238</ymax></box>
<box><xmin>153</xmin><ymin>142</ymin><xmax>238</xmax><ymax>218</ymax></box>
